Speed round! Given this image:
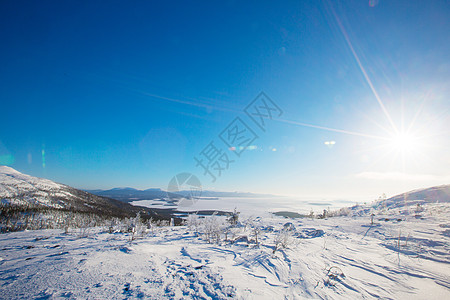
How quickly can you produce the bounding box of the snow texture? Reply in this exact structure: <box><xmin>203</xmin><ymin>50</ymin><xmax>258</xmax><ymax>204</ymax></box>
<box><xmin>0</xmin><ymin>203</ymin><xmax>449</xmax><ymax>299</ymax></box>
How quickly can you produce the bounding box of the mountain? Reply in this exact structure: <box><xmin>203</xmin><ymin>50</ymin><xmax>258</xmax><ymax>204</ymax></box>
<box><xmin>374</xmin><ymin>184</ymin><xmax>450</xmax><ymax>210</ymax></box>
<box><xmin>85</xmin><ymin>187</ymin><xmax>174</xmax><ymax>203</ymax></box>
<box><xmin>0</xmin><ymin>166</ymin><xmax>173</xmax><ymax>220</ymax></box>
<box><xmin>87</xmin><ymin>188</ymin><xmax>276</xmax><ymax>203</ymax></box>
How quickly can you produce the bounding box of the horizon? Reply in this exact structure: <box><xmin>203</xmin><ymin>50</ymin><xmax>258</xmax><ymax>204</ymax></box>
<box><xmin>1</xmin><ymin>1</ymin><xmax>449</xmax><ymax>202</ymax></box>
<box><xmin>1</xmin><ymin>164</ymin><xmax>448</xmax><ymax>203</ymax></box>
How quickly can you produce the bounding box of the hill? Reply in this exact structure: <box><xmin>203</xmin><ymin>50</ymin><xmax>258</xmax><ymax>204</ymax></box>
<box><xmin>0</xmin><ymin>166</ymin><xmax>175</xmax><ymax>221</ymax></box>
<box><xmin>378</xmin><ymin>184</ymin><xmax>450</xmax><ymax>210</ymax></box>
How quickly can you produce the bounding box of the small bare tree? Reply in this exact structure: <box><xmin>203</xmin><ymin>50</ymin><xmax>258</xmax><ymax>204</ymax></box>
<box><xmin>273</xmin><ymin>228</ymin><xmax>294</xmax><ymax>253</ymax></box>
<box><xmin>252</xmin><ymin>226</ymin><xmax>262</xmax><ymax>246</ymax></box>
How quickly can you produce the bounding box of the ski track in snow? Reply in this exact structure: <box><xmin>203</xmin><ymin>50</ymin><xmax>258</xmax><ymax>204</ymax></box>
<box><xmin>0</xmin><ymin>204</ymin><xmax>449</xmax><ymax>299</ymax></box>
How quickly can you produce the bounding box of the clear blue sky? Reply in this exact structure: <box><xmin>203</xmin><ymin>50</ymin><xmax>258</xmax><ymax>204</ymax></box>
<box><xmin>1</xmin><ymin>0</ymin><xmax>449</xmax><ymax>199</ymax></box>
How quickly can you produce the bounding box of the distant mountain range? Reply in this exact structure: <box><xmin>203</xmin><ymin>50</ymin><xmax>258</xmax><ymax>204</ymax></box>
<box><xmin>0</xmin><ymin>166</ymin><xmax>173</xmax><ymax>220</ymax></box>
<box><xmin>84</xmin><ymin>187</ymin><xmax>169</xmax><ymax>203</ymax></box>
<box><xmin>85</xmin><ymin>188</ymin><xmax>276</xmax><ymax>203</ymax></box>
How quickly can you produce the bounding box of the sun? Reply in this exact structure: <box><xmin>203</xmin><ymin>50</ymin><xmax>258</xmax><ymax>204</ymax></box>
<box><xmin>388</xmin><ymin>131</ymin><xmax>418</xmax><ymax>152</ymax></box>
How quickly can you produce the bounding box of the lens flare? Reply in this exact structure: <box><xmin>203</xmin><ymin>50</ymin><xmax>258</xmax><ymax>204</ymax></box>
<box><xmin>41</xmin><ymin>147</ymin><xmax>46</xmax><ymax>169</ymax></box>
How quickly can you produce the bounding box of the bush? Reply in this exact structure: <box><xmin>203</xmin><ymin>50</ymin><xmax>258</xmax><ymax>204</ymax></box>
<box><xmin>273</xmin><ymin>228</ymin><xmax>295</xmax><ymax>253</ymax></box>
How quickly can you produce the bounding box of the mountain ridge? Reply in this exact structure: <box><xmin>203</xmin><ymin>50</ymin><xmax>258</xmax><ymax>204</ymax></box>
<box><xmin>0</xmin><ymin>166</ymin><xmax>175</xmax><ymax>221</ymax></box>
<box><xmin>86</xmin><ymin>187</ymin><xmax>277</xmax><ymax>203</ymax></box>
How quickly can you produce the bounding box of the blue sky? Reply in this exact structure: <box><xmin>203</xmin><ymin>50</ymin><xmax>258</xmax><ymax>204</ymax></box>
<box><xmin>1</xmin><ymin>0</ymin><xmax>449</xmax><ymax>200</ymax></box>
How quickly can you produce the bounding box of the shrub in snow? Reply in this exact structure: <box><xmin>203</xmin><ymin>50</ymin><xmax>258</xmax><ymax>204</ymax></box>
<box><xmin>251</xmin><ymin>225</ymin><xmax>262</xmax><ymax>246</ymax></box>
<box><xmin>273</xmin><ymin>228</ymin><xmax>295</xmax><ymax>253</ymax></box>
<box><xmin>77</xmin><ymin>218</ymin><xmax>91</xmax><ymax>238</ymax></box>
<box><xmin>228</xmin><ymin>227</ymin><xmax>243</xmax><ymax>242</ymax></box>
<box><xmin>324</xmin><ymin>207</ymin><xmax>352</xmax><ymax>218</ymax></box>
<box><xmin>227</xmin><ymin>208</ymin><xmax>240</xmax><ymax>225</ymax></box>
<box><xmin>317</xmin><ymin>209</ymin><xmax>328</xmax><ymax>219</ymax></box>
<box><xmin>155</xmin><ymin>219</ymin><xmax>170</xmax><ymax>227</ymax></box>
<box><xmin>147</xmin><ymin>218</ymin><xmax>155</xmax><ymax>234</ymax></box>
<box><xmin>186</xmin><ymin>213</ymin><xmax>200</xmax><ymax>232</ymax></box>
<box><xmin>239</xmin><ymin>217</ymin><xmax>264</xmax><ymax>246</ymax></box>
<box><xmin>203</xmin><ymin>213</ymin><xmax>225</xmax><ymax>244</ymax></box>
<box><xmin>130</xmin><ymin>212</ymin><xmax>147</xmax><ymax>241</ymax></box>
<box><xmin>108</xmin><ymin>218</ymin><xmax>120</xmax><ymax>234</ymax></box>
<box><xmin>337</xmin><ymin>207</ymin><xmax>351</xmax><ymax>217</ymax></box>
<box><xmin>118</xmin><ymin>218</ymin><xmax>133</xmax><ymax>233</ymax></box>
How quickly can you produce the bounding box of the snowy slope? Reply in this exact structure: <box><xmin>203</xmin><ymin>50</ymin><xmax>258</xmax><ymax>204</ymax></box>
<box><xmin>381</xmin><ymin>184</ymin><xmax>450</xmax><ymax>208</ymax></box>
<box><xmin>0</xmin><ymin>201</ymin><xmax>449</xmax><ymax>299</ymax></box>
<box><xmin>0</xmin><ymin>166</ymin><xmax>167</xmax><ymax>219</ymax></box>
<box><xmin>0</xmin><ymin>166</ymin><xmax>64</xmax><ymax>207</ymax></box>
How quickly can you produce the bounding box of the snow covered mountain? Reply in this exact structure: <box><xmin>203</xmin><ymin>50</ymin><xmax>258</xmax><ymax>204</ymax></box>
<box><xmin>0</xmin><ymin>166</ymin><xmax>169</xmax><ymax>219</ymax></box>
<box><xmin>378</xmin><ymin>184</ymin><xmax>450</xmax><ymax>209</ymax></box>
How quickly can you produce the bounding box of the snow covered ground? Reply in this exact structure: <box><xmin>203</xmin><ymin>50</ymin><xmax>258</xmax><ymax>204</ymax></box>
<box><xmin>131</xmin><ymin>196</ymin><xmax>360</xmax><ymax>215</ymax></box>
<box><xmin>0</xmin><ymin>203</ymin><xmax>448</xmax><ymax>299</ymax></box>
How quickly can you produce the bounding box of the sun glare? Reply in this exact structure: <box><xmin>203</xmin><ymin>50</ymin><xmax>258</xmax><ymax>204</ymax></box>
<box><xmin>389</xmin><ymin>131</ymin><xmax>418</xmax><ymax>152</ymax></box>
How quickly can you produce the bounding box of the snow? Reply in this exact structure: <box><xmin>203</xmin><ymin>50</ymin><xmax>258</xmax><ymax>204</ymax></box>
<box><xmin>1</xmin><ymin>167</ymin><xmax>449</xmax><ymax>298</ymax></box>
<box><xmin>0</xmin><ymin>166</ymin><xmax>64</xmax><ymax>207</ymax></box>
<box><xmin>0</xmin><ymin>167</ymin><xmax>117</xmax><ymax>212</ymax></box>
<box><xmin>1</xmin><ymin>202</ymin><xmax>449</xmax><ymax>299</ymax></box>
<box><xmin>0</xmin><ymin>166</ymin><xmax>62</xmax><ymax>194</ymax></box>
<box><xmin>131</xmin><ymin>196</ymin><xmax>359</xmax><ymax>215</ymax></box>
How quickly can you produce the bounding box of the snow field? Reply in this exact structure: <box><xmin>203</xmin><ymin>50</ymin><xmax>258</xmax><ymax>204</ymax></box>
<box><xmin>0</xmin><ymin>203</ymin><xmax>448</xmax><ymax>299</ymax></box>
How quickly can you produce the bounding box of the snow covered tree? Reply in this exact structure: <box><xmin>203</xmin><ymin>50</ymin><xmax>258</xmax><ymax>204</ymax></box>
<box><xmin>186</xmin><ymin>213</ymin><xmax>200</xmax><ymax>232</ymax></box>
<box><xmin>273</xmin><ymin>228</ymin><xmax>294</xmax><ymax>253</ymax></box>
<box><xmin>227</xmin><ymin>208</ymin><xmax>240</xmax><ymax>225</ymax></box>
